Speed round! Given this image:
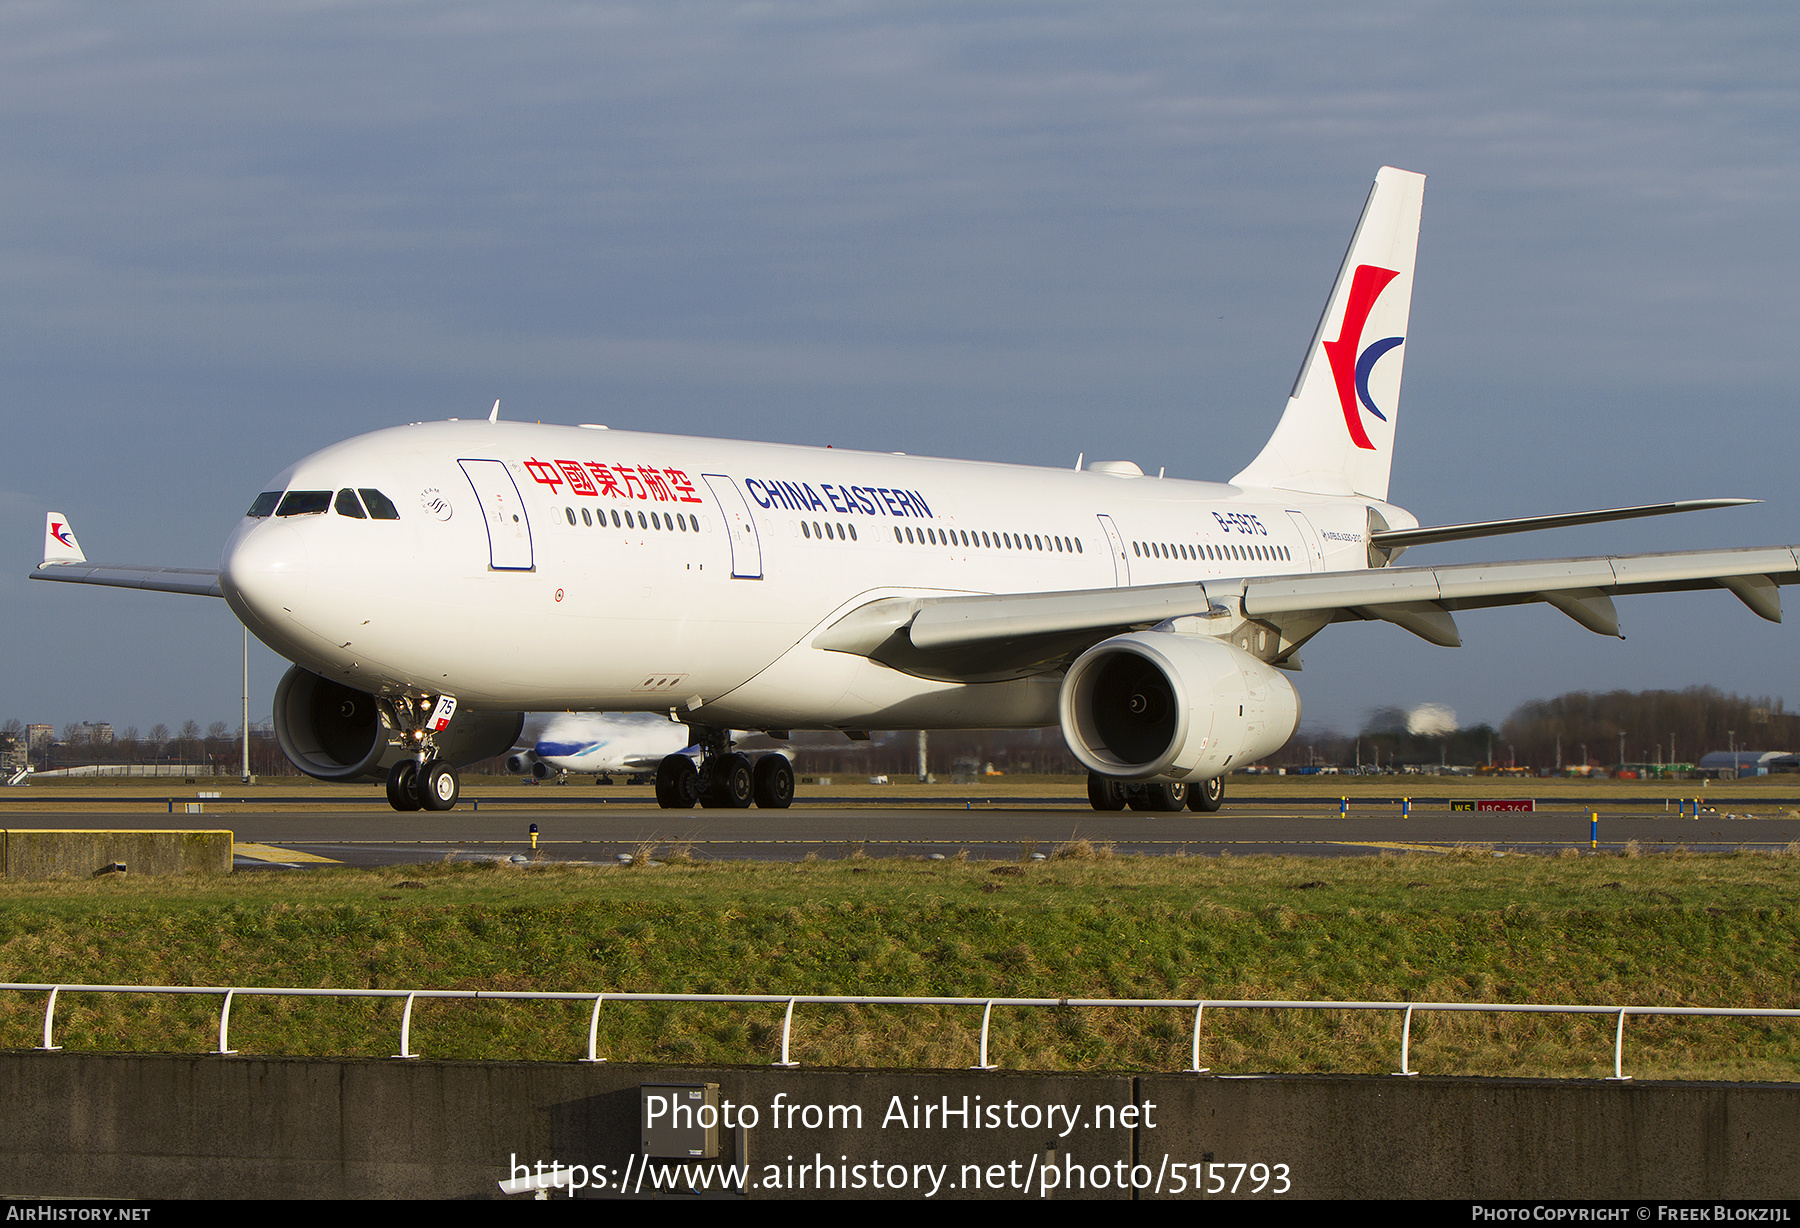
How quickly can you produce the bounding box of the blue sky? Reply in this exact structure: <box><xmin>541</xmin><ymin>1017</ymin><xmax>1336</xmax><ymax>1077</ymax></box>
<box><xmin>5</xmin><ymin>3</ymin><xmax>1797</xmax><ymax>746</ymax></box>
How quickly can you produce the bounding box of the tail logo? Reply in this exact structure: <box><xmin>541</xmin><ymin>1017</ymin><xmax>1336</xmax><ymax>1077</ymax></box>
<box><xmin>50</xmin><ymin>522</ymin><xmax>74</xmax><ymax>548</ymax></box>
<box><xmin>1322</xmin><ymin>264</ymin><xmax>1403</xmax><ymax>450</ymax></box>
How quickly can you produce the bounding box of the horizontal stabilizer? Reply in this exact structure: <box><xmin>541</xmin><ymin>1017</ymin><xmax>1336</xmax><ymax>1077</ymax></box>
<box><xmin>1370</xmin><ymin>499</ymin><xmax>1758</xmax><ymax>551</ymax></box>
<box><xmin>31</xmin><ymin>563</ymin><xmax>223</xmax><ymax>598</ymax></box>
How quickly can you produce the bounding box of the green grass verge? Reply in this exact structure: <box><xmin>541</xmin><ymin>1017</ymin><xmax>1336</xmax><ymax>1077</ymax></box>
<box><xmin>2</xmin><ymin>847</ymin><xmax>1797</xmax><ymax>1079</ymax></box>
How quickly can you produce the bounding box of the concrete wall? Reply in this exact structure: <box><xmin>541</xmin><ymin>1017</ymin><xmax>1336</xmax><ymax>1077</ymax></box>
<box><xmin>0</xmin><ymin>1052</ymin><xmax>1793</xmax><ymax>1199</ymax></box>
<box><xmin>0</xmin><ymin>829</ymin><xmax>232</xmax><ymax>879</ymax></box>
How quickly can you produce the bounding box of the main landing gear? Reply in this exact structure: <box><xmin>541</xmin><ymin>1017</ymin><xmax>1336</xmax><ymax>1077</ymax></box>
<box><xmin>654</xmin><ymin>728</ymin><xmax>794</xmax><ymax>810</ymax></box>
<box><xmin>1086</xmin><ymin>770</ymin><xmax>1224</xmax><ymax>813</ymax></box>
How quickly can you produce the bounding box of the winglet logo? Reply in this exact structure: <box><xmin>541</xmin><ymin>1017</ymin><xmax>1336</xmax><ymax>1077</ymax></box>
<box><xmin>50</xmin><ymin>522</ymin><xmax>74</xmax><ymax>548</ymax></box>
<box><xmin>1322</xmin><ymin>264</ymin><xmax>1403</xmax><ymax>450</ymax></box>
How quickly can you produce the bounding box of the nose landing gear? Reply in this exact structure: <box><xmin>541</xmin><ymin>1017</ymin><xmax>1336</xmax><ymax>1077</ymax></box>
<box><xmin>382</xmin><ymin>694</ymin><xmax>464</xmax><ymax>812</ymax></box>
<box><xmin>420</xmin><ymin>760</ymin><xmax>460</xmax><ymax>811</ymax></box>
<box><xmin>387</xmin><ymin>761</ymin><xmax>422</xmax><ymax>811</ymax></box>
<box><xmin>387</xmin><ymin>757</ymin><xmax>461</xmax><ymax>811</ymax></box>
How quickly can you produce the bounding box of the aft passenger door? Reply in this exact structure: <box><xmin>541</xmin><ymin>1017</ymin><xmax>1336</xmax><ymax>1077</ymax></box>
<box><xmin>459</xmin><ymin>459</ymin><xmax>534</xmax><ymax>571</ymax></box>
<box><xmin>1286</xmin><ymin>511</ymin><xmax>1325</xmax><ymax>573</ymax></box>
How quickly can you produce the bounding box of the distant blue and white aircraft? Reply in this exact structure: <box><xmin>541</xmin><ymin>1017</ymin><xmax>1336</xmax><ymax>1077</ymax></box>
<box><xmin>33</xmin><ymin>167</ymin><xmax>1796</xmax><ymax>815</ymax></box>
<box><xmin>505</xmin><ymin>711</ymin><xmax>697</xmax><ymax>782</ymax></box>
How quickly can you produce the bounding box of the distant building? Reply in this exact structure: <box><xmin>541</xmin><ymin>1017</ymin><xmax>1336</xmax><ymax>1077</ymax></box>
<box><xmin>1696</xmin><ymin>751</ymin><xmax>1793</xmax><ymax>778</ymax></box>
<box><xmin>26</xmin><ymin>724</ymin><xmax>52</xmax><ymax>751</ymax></box>
<box><xmin>0</xmin><ymin>731</ymin><xmax>22</xmax><ymax>775</ymax></box>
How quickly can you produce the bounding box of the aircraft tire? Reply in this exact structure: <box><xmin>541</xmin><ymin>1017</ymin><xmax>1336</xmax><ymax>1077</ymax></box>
<box><xmin>655</xmin><ymin>755</ymin><xmax>698</xmax><ymax>809</ymax></box>
<box><xmin>752</xmin><ymin>754</ymin><xmax>795</xmax><ymax>809</ymax></box>
<box><xmin>387</xmin><ymin>761</ymin><xmax>422</xmax><ymax>812</ymax></box>
<box><xmin>1135</xmin><ymin>782</ymin><xmax>1186</xmax><ymax>812</ymax></box>
<box><xmin>1189</xmin><ymin>776</ymin><xmax>1225</xmax><ymax>812</ymax></box>
<box><xmin>420</xmin><ymin>761</ymin><xmax>460</xmax><ymax>811</ymax></box>
<box><xmin>700</xmin><ymin>752</ymin><xmax>754</xmax><ymax>809</ymax></box>
<box><xmin>1087</xmin><ymin>771</ymin><xmax>1128</xmax><ymax>811</ymax></box>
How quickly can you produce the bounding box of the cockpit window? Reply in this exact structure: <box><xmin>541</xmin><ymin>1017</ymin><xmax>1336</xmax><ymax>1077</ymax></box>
<box><xmin>358</xmin><ymin>489</ymin><xmax>401</xmax><ymax>520</ymax></box>
<box><xmin>335</xmin><ymin>489</ymin><xmax>367</xmax><ymax>519</ymax></box>
<box><xmin>276</xmin><ymin>490</ymin><xmax>332</xmax><ymax>517</ymax></box>
<box><xmin>246</xmin><ymin>492</ymin><xmax>282</xmax><ymax>518</ymax></box>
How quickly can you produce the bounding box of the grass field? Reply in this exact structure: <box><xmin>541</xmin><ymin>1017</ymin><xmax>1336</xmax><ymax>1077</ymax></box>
<box><xmin>2</xmin><ymin>846</ymin><xmax>1797</xmax><ymax>1080</ymax></box>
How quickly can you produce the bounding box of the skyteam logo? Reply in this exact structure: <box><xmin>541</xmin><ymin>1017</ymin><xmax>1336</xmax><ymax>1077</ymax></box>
<box><xmin>1322</xmin><ymin>264</ymin><xmax>1403</xmax><ymax>451</ymax></box>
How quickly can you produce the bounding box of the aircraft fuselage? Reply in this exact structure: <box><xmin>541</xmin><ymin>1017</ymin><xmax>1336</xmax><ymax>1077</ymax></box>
<box><xmin>220</xmin><ymin>420</ymin><xmax>1403</xmax><ymax>731</ymax></box>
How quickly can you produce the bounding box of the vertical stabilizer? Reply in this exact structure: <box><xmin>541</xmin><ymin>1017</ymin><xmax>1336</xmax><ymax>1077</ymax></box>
<box><xmin>41</xmin><ymin>513</ymin><xmax>85</xmax><ymax>567</ymax></box>
<box><xmin>1232</xmin><ymin>167</ymin><xmax>1425</xmax><ymax>502</ymax></box>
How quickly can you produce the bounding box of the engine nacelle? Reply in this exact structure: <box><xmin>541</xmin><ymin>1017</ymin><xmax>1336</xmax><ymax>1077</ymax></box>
<box><xmin>504</xmin><ymin>750</ymin><xmax>541</xmax><ymax>777</ymax></box>
<box><xmin>1059</xmin><ymin>632</ymin><xmax>1300</xmax><ymax>782</ymax></box>
<box><xmin>272</xmin><ymin>665</ymin><xmax>525</xmax><ymax>783</ymax></box>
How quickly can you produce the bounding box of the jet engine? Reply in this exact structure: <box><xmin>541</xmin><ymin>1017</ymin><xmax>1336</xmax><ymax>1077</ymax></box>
<box><xmin>272</xmin><ymin>665</ymin><xmax>524</xmax><ymax>782</ymax></box>
<box><xmin>1058</xmin><ymin>632</ymin><xmax>1300</xmax><ymax>782</ymax></box>
<box><xmin>504</xmin><ymin>751</ymin><xmax>556</xmax><ymax>780</ymax></box>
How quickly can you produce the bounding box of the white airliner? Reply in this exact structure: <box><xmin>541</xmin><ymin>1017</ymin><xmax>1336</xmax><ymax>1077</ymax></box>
<box><xmin>33</xmin><ymin>167</ymin><xmax>1796</xmax><ymax>814</ymax></box>
<box><xmin>505</xmin><ymin>712</ymin><xmax>698</xmax><ymax>784</ymax></box>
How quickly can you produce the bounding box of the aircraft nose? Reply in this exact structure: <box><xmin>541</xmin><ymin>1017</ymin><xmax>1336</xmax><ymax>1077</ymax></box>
<box><xmin>220</xmin><ymin>520</ymin><xmax>311</xmax><ymax>629</ymax></box>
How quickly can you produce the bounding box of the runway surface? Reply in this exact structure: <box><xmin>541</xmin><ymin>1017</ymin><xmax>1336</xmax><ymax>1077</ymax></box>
<box><xmin>8</xmin><ymin>797</ymin><xmax>1797</xmax><ymax>870</ymax></box>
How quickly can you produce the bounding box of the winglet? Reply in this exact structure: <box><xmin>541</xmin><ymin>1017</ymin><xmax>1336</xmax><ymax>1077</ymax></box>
<box><xmin>41</xmin><ymin>513</ymin><xmax>85</xmax><ymax>567</ymax></box>
<box><xmin>489</xmin><ymin>399</ymin><xmax>501</xmax><ymax>423</ymax></box>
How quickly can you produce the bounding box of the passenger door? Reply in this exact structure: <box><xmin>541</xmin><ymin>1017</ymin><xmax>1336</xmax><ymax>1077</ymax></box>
<box><xmin>459</xmin><ymin>459</ymin><xmax>535</xmax><ymax>571</ymax></box>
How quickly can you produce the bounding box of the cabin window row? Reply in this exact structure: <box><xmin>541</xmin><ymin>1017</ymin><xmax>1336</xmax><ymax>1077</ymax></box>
<box><xmin>892</xmin><ymin>526</ymin><xmax>1083</xmax><ymax>554</ymax></box>
<box><xmin>801</xmin><ymin>520</ymin><xmax>858</xmax><ymax>541</ymax></box>
<box><xmin>1135</xmin><ymin>540</ymin><xmax>1289</xmax><ymax>563</ymax></box>
<box><xmin>566</xmin><ymin>506</ymin><xmax>705</xmax><ymax>533</ymax></box>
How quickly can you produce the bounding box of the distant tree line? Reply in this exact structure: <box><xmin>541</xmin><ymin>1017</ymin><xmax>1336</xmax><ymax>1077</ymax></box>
<box><xmin>2</xmin><ymin>718</ymin><xmax>301</xmax><ymax>776</ymax></box>
<box><xmin>1496</xmin><ymin>686</ymin><xmax>1794</xmax><ymax>768</ymax></box>
<box><xmin>9</xmin><ymin>685</ymin><xmax>1791</xmax><ymax>779</ymax></box>
<box><xmin>1277</xmin><ymin>686</ymin><xmax>1796</xmax><ymax>771</ymax></box>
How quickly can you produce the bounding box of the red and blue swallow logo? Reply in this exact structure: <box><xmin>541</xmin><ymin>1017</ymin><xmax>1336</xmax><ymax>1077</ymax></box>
<box><xmin>1323</xmin><ymin>264</ymin><xmax>1404</xmax><ymax>451</ymax></box>
<box><xmin>50</xmin><ymin>522</ymin><xmax>74</xmax><ymax>548</ymax></box>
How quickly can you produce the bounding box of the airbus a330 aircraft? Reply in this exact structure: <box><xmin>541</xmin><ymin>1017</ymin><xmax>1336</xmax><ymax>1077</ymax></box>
<box><xmin>504</xmin><ymin>712</ymin><xmax>698</xmax><ymax>785</ymax></box>
<box><xmin>34</xmin><ymin>167</ymin><xmax>1798</xmax><ymax>814</ymax></box>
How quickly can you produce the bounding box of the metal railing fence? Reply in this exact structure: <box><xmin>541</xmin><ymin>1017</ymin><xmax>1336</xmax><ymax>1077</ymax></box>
<box><xmin>4</xmin><ymin>982</ymin><xmax>1795</xmax><ymax>1079</ymax></box>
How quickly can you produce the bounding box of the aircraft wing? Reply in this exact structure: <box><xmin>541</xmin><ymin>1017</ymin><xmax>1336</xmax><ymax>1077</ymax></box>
<box><xmin>817</xmin><ymin>545</ymin><xmax>1799</xmax><ymax>677</ymax></box>
<box><xmin>30</xmin><ymin>562</ymin><xmax>224</xmax><ymax>598</ymax></box>
<box><xmin>30</xmin><ymin>513</ymin><xmax>223</xmax><ymax>597</ymax></box>
<box><xmin>1242</xmin><ymin>545</ymin><xmax>1797</xmax><ymax>646</ymax></box>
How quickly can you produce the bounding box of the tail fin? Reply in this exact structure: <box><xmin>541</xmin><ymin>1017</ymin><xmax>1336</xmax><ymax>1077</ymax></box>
<box><xmin>41</xmin><ymin>513</ymin><xmax>85</xmax><ymax>567</ymax></box>
<box><xmin>1232</xmin><ymin>166</ymin><xmax>1425</xmax><ymax>502</ymax></box>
